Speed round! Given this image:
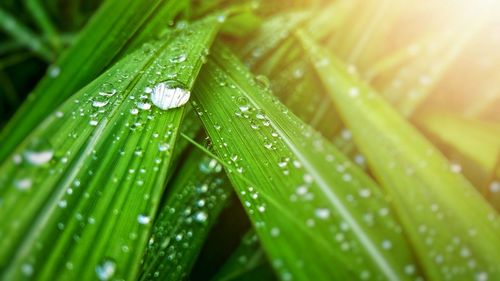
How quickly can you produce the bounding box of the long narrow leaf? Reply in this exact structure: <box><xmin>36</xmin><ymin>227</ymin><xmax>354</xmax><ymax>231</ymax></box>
<box><xmin>0</xmin><ymin>18</ymin><xmax>220</xmax><ymax>280</ymax></box>
<box><xmin>300</xmin><ymin>31</ymin><xmax>500</xmax><ymax>280</ymax></box>
<box><xmin>191</xmin><ymin>43</ymin><xmax>420</xmax><ymax>281</ymax></box>
<box><xmin>0</xmin><ymin>0</ymin><xmax>188</xmax><ymax>163</ymax></box>
<box><xmin>140</xmin><ymin>145</ymin><xmax>232</xmax><ymax>280</ymax></box>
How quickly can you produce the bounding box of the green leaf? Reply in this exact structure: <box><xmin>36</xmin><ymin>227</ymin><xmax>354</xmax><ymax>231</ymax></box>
<box><xmin>234</xmin><ymin>11</ymin><xmax>309</xmax><ymax>68</ymax></box>
<box><xmin>212</xmin><ymin>230</ymin><xmax>274</xmax><ymax>281</ymax></box>
<box><xmin>0</xmin><ymin>17</ymin><xmax>220</xmax><ymax>280</ymax></box>
<box><xmin>375</xmin><ymin>30</ymin><xmax>477</xmax><ymax>116</ymax></box>
<box><xmin>24</xmin><ymin>0</ymin><xmax>61</xmax><ymax>51</ymax></box>
<box><xmin>191</xmin><ymin>43</ymin><xmax>420</xmax><ymax>281</ymax></box>
<box><xmin>0</xmin><ymin>7</ymin><xmax>54</xmax><ymax>60</ymax></box>
<box><xmin>417</xmin><ymin>110</ymin><xmax>500</xmax><ymax>207</ymax></box>
<box><xmin>140</xmin><ymin>144</ymin><xmax>232</xmax><ymax>280</ymax></box>
<box><xmin>0</xmin><ymin>0</ymin><xmax>188</xmax><ymax>163</ymax></box>
<box><xmin>300</xmin><ymin>31</ymin><xmax>500</xmax><ymax>280</ymax></box>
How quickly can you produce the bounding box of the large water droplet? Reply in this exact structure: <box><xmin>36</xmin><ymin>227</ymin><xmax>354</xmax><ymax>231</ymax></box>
<box><xmin>170</xmin><ymin>54</ymin><xmax>187</xmax><ymax>63</ymax></box>
<box><xmin>255</xmin><ymin>75</ymin><xmax>270</xmax><ymax>89</ymax></box>
<box><xmin>95</xmin><ymin>259</ymin><xmax>116</xmax><ymax>280</ymax></box>
<box><xmin>92</xmin><ymin>100</ymin><xmax>109</xmax><ymax>108</ymax></box>
<box><xmin>98</xmin><ymin>83</ymin><xmax>116</xmax><ymax>97</ymax></box>
<box><xmin>150</xmin><ymin>81</ymin><xmax>190</xmax><ymax>110</ymax></box>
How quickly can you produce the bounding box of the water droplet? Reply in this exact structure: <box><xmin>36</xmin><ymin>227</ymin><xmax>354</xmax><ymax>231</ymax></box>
<box><xmin>15</xmin><ymin>178</ymin><xmax>32</xmax><ymax>191</ymax></box>
<box><xmin>48</xmin><ymin>65</ymin><xmax>60</xmax><ymax>78</ymax></box>
<box><xmin>340</xmin><ymin>129</ymin><xmax>352</xmax><ymax>140</ymax></box>
<box><xmin>150</xmin><ymin>81</ymin><xmax>190</xmax><ymax>110</ymax></box>
<box><xmin>137</xmin><ymin>214</ymin><xmax>151</xmax><ymax>225</ymax></box>
<box><xmin>450</xmin><ymin>163</ymin><xmax>462</xmax><ymax>173</ymax></box>
<box><xmin>99</xmin><ymin>83</ymin><xmax>116</xmax><ymax>97</ymax></box>
<box><xmin>278</xmin><ymin>157</ymin><xmax>289</xmax><ymax>168</ymax></box>
<box><xmin>92</xmin><ymin>100</ymin><xmax>109</xmax><ymax>108</ymax></box>
<box><xmin>199</xmin><ymin>158</ymin><xmax>221</xmax><ymax>174</ymax></box>
<box><xmin>489</xmin><ymin>181</ymin><xmax>499</xmax><ymax>193</ymax></box>
<box><xmin>158</xmin><ymin>143</ymin><xmax>170</xmax><ymax>152</ymax></box>
<box><xmin>136</xmin><ymin>102</ymin><xmax>151</xmax><ymax>110</ymax></box>
<box><xmin>216</xmin><ymin>14</ymin><xmax>226</xmax><ymax>23</ymax></box>
<box><xmin>359</xmin><ymin>188</ymin><xmax>371</xmax><ymax>198</ymax></box>
<box><xmin>475</xmin><ymin>271</ymin><xmax>488</xmax><ymax>281</ymax></box>
<box><xmin>315</xmin><ymin>208</ymin><xmax>330</xmax><ymax>220</ymax></box>
<box><xmin>170</xmin><ymin>54</ymin><xmax>187</xmax><ymax>63</ymax></box>
<box><xmin>348</xmin><ymin>87</ymin><xmax>359</xmax><ymax>98</ymax></box>
<box><xmin>255</xmin><ymin>75</ymin><xmax>270</xmax><ymax>89</ymax></box>
<box><xmin>404</xmin><ymin>264</ymin><xmax>415</xmax><ymax>275</ymax></box>
<box><xmin>21</xmin><ymin>263</ymin><xmax>34</xmax><ymax>276</ymax></box>
<box><xmin>95</xmin><ymin>259</ymin><xmax>116</xmax><ymax>280</ymax></box>
<box><xmin>194</xmin><ymin>211</ymin><xmax>208</xmax><ymax>222</ymax></box>
<box><xmin>142</xmin><ymin>42</ymin><xmax>154</xmax><ymax>54</ymax></box>
<box><xmin>24</xmin><ymin>139</ymin><xmax>54</xmax><ymax>165</ymax></box>
<box><xmin>236</xmin><ymin>97</ymin><xmax>250</xmax><ymax>112</ymax></box>
<box><xmin>381</xmin><ymin>239</ymin><xmax>392</xmax><ymax>250</ymax></box>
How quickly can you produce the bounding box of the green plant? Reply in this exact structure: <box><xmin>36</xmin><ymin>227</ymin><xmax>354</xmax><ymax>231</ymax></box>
<box><xmin>1</xmin><ymin>0</ymin><xmax>499</xmax><ymax>280</ymax></box>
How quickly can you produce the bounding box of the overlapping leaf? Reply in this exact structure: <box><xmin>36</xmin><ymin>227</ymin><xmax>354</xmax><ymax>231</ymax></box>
<box><xmin>0</xmin><ymin>17</ymin><xmax>220</xmax><ymax>280</ymax></box>
<box><xmin>0</xmin><ymin>0</ymin><xmax>188</xmax><ymax>162</ymax></box>
<box><xmin>191</xmin><ymin>43</ymin><xmax>420</xmax><ymax>280</ymax></box>
<box><xmin>300</xmin><ymin>32</ymin><xmax>500</xmax><ymax>280</ymax></box>
<box><xmin>140</xmin><ymin>146</ymin><xmax>232</xmax><ymax>280</ymax></box>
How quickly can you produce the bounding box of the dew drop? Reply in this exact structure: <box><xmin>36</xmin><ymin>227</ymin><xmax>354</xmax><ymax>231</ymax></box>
<box><xmin>137</xmin><ymin>214</ymin><xmax>151</xmax><ymax>225</ymax></box>
<box><xmin>15</xmin><ymin>178</ymin><xmax>32</xmax><ymax>191</ymax></box>
<box><xmin>92</xmin><ymin>100</ymin><xmax>109</xmax><ymax>108</ymax></box>
<box><xmin>475</xmin><ymin>271</ymin><xmax>488</xmax><ymax>281</ymax></box>
<box><xmin>404</xmin><ymin>264</ymin><xmax>415</xmax><ymax>275</ymax></box>
<box><xmin>489</xmin><ymin>181</ymin><xmax>499</xmax><ymax>193</ymax></box>
<box><xmin>98</xmin><ymin>83</ymin><xmax>116</xmax><ymax>97</ymax></box>
<box><xmin>315</xmin><ymin>208</ymin><xmax>330</xmax><ymax>220</ymax></box>
<box><xmin>450</xmin><ymin>163</ymin><xmax>462</xmax><ymax>173</ymax></box>
<box><xmin>359</xmin><ymin>188</ymin><xmax>371</xmax><ymax>198</ymax></box>
<box><xmin>21</xmin><ymin>263</ymin><xmax>34</xmax><ymax>276</ymax></box>
<box><xmin>255</xmin><ymin>75</ymin><xmax>270</xmax><ymax>89</ymax></box>
<box><xmin>381</xmin><ymin>239</ymin><xmax>392</xmax><ymax>250</ymax></box>
<box><xmin>136</xmin><ymin>102</ymin><xmax>151</xmax><ymax>110</ymax></box>
<box><xmin>348</xmin><ymin>87</ymin><xmax>360</xmax><ymax>98</ymax></box>
<box><xmin>170</xmin><ymin>54</ymin><xmax>187</xmax><ymax>63</ymax></box>
<box><xmin>150</xmin><ymin>81</ymin><xmax>190</xmax><ymax>110</ymax></box>
<box><xmin>48</xmin><ymin>65</ymin><xmax>60</xmax><ymax>78</ymax></box>
<box><xmin>24</xmin><ymin>139</ymin><xmax>54</xmax><ymax>165</ymax></box>
<box><xmin>194</xmin><ymin>211</ymin><xmax>208</xmax><ymax>223</ymax></box>
<box><xmin>158</xmin><ymin>143</ymin><xmax>170</xmax><ymax>152</ymax></box>
<box><xmin>95</xmin><ymin>259</ymin><xmax>116</xmax><ymax>281</ymax></box>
